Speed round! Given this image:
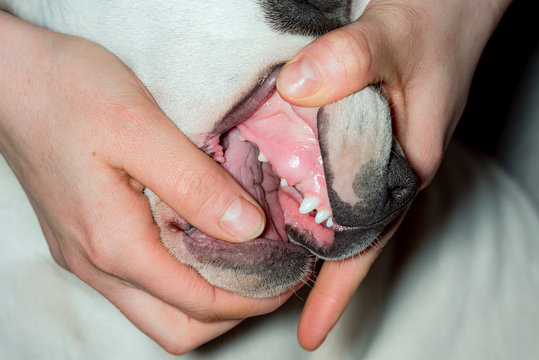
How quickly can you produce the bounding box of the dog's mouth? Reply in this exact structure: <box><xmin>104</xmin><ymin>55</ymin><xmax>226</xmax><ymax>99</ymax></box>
<box><xmin>153</xmin><ymin>65</ymin><xmax>411</xmax><ymax>298</ymax></box>
<box><xmin>206</xmin><ymin>63</ymin><xmax>397</xmax><ymax>263</ymax></box>
<box><xmin>208</xmin><ymin>65</ymin><xmax>337</xmax><ymax>249</ymax></box>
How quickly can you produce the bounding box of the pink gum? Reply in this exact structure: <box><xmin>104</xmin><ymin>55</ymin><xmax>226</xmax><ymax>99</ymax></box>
<box><xmin>236</xmin><ymin>91</ymin><xmax>331</xmax><ymax>212</ymax></box>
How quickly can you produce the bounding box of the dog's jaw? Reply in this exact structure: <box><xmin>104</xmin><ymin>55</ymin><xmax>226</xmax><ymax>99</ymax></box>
<box><xmin>149</xmin><ymin>193</ymin><xmax>313</xmax><ymax>298</ymax></box>
<box><xmin>148</xmin><ymin>67</ymin><xmax>417</xmax><ymax>298</ymax></box>
<box><xmin>3</xmin><ymin>0</ymin><xmax>418</xmax><ymax>298</ymax></box>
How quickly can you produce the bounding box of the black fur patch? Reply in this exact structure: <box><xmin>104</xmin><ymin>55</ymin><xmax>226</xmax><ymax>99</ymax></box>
<box><xmin>259</xmin><ymin>0</ymin><xmax>352</xmax><ymax>36</ymax></box>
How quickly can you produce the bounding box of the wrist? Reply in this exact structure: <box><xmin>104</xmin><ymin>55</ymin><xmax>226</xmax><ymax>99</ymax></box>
<box><xmin>0</xmin><ymin>12</ymin><xmax>55</xmax><ymax>156</ymax></box>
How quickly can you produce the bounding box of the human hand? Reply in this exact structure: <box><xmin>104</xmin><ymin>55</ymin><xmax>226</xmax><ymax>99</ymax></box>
<box><xmin>276</xmin><ymin>0</ymin><xmax>512</xmax><ymax>350</ymax></box>
<box><xmin>0</xmin><ymin>12</ymin><xmax>285</xmax><ymax>354</ymax></box>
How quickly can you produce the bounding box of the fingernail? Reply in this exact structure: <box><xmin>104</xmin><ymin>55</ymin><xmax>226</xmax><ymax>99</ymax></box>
<box><xmin>220</xmin><ymin>197</ymin><xmax>265</xmax><ymax>241</ymax></box>
<box><xmin>279</xmin><ymin>57</ymin><xmax>322</xmax><ymax>100</ymax></box>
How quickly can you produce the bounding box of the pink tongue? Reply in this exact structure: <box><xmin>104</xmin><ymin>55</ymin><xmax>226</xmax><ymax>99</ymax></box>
<box><xmin>236</xmin><ymin>91</ymin><xmax>331</xmax><ymax>214</ymax></box>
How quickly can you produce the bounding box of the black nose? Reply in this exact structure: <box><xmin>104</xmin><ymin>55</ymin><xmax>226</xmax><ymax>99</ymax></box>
<box><xmin>328</xmin><ymin>141</ymin><xmax>418</xmax><ymax>229</ymax></box>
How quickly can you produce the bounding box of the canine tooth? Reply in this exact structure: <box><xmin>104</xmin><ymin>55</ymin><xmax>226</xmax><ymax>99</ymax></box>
<box><xmin>299</xmin><ymin>196</ymin><xmax>320</xmax><ymax>214</ymax></box>
<box><xmin>315</xmin><ymin>210</ymin><xmax>331</xmax><ymax>224</ymax></box>
<box><xmin>258</xmin><ymin>151</ymin><xmax>268</xmax><ymax>162</ymax></box>
<box><xmin>326</xmin><ymin>217</ymin><xmax>333</xmax><ymax>228</ymax></box>
<box><xmin>280</xmin><ymin>178</ymin><xmax>288</xmax><ymax>187</ymax></box>
<box><xmin>238</xmin><ymin>134</ymin><xmax>246</xmax><ymax>141</ymax></box>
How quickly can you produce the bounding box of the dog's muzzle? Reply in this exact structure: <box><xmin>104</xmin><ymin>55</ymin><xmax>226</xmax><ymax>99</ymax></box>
<box><xmin>153</xmin><ymin>65</ymin><xmax>418</xmax><ymax>297</ymax></box>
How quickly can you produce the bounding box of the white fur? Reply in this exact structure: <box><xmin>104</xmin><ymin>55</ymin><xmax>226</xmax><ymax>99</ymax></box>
<box><xmin>4</xmin><ymin>0</ymin><xmax>318</xmax><ymax>145</ymax></box>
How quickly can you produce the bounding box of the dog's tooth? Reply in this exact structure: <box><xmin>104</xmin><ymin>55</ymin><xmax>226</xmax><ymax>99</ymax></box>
<box><xmin>315</xmin><ymin>210</ymin><xmax>331</xmax><ymax>224</ymax></box>
<box><xmin>258</xmin><ymin>151</ymin><xmax>268</xmax><ymax>162</ymax></box>
<box><xmin>280</xmin><ymin>178</ymin><xmax>288</xmax><ymax>187</ymax></box>
<box><xmin>326</xmin><ymin>217</ymin><xmax>333</xmax><ymax>228</ymax></box>
<box><xmin>299</xmin><ymin>196</ymin><xmax>320</xmax><ymax>214</ymax></box>
<box><xmin>238</xmin><ymin>134</ymin><xmax>246</xmax><ymax>141</ymax></box>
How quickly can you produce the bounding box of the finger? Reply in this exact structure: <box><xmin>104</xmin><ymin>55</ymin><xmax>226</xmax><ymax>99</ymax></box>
<box><xmin>107</xmin><ymin>105</ymin><xmax>265</xmax><ymax>243</ymax></box>
<box><xmin>84</xmin><ymin>264</ymin><xmax>242</xmax><ymax>355</ymax></box>
<box><xmin>297</xmin><ymin>254</ymin><xmax>374</xmax><ymax>351</ymax></box>
<box><xmin>297</xmin><ymin>216</ymin><xmax>404</xmax><ymax>350</ymax></box>
<box><xmin>80</xmin><ymin>172</ymin><xmax>289</xmax><ymax>321</ymax></box>
<box><xmin>276</xmin><ymin>10</ymin><xmax>397</xmax><ymax>107</ymax></box>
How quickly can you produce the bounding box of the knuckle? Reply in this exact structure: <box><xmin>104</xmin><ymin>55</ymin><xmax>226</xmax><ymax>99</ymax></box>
<box><xmin>175</xmin><ymin>164</ymin><xmax>220</xmax><ymax>196</ymax></box>
<box><xmin>427</xmin><ymin>145</ymin><xmax>445</xmax><ymax>180</ymax></box>
<box><xmin>83</xmin><ymin>234</ymin><xmax>119</xmax><ymax>275</ymax></box>
<box><xmin>46</xmin><ymin>239</ymin><xmax>71</xmax><ymax>271</ymax></box>
<box><xmin>370</xmin><ymin>2</ymin><xmax>424</xmax><ymax>38</ymax></box>
<box><xmin>50</xmin><ymin>252</ymin><xmax>69</xmax><ymax>270</ymax></box>
<box><xmin>325</xmin><ymin>26</ymin><xmax>373</xmax><ymax>79</ymax></box>
<box><xmin>62</xmin><ymin>251</ymin><xmax>86</xmax><ymax>277</ymax></box>
<box><xmin>345</xmin><ymin>28</ymin><xmax>373</xmax><ymax>72</ymax></box>
<box><xmin>100</xmin><ymin>103</ymin><xmax>160</xmax><ymax>161</ymax></box>
<box><xmin>174</xmin><ymin>165</ymin><xmax>228</xmax><ymax>217</ymax></box>
<box><xmin>415</xmin><ymin>139</ymin><xmax>445</xmax><ymax>189</ymax></box>
<box><xmin>183</xmin><ymin>289</ymin><xmax>222</xmax><ymax>322</ymax></box>
<box><xmin>192</xmin><ymin>310</ymin><xmax>220</xmax><ymax>323</ymax></box>
<box><xmin>43</xmin><ymin>231</ymin><xmax>92</xmax><ymax>279</ymax></box>
<box><xmin>160</xmin><ymin>319</ymin><xmax>201</xmax><ymax>355</ymax></box>
<box><xmin>60</xmin><ymin>245</ymin><xmax>98</xmax><ymax>284</ymax></box>
<box><xmin>161</xmin><ymin>340</ymin><xmax>191</xmax><ymax>356</ymax></box>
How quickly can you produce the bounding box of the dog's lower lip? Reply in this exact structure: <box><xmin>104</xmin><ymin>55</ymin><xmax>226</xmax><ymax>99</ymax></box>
<box><xmin>182</xmin><ymin>227</ymin><xmax>309</xmax><ymax>256</ymax></box>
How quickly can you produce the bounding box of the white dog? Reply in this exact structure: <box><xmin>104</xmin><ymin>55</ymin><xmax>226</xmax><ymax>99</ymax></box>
<box><xmin>1</xmin><ymin>1</ymin><xmax>538</xmax><ymax>359</ymax></box>
<box><xmin>0</xmin><ymin>0</ymin><xmax>418</xmax><ymax>298</ymax></box>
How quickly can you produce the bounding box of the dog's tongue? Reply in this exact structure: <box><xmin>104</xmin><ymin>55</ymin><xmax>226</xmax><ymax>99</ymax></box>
<box><xmin>236</xmin><ymin>90</ymin><xmax>332</xmax><ymax>225</ymax></box>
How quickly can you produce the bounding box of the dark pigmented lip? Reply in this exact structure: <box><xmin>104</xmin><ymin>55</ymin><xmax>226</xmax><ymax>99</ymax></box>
<box><xmin>182</xmin><ymin>228</ymin><xmax>311</xmax><ymax>266</ymax></box>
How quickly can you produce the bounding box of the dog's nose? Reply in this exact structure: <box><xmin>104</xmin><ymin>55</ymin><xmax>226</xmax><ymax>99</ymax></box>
<box><xmin>327</xmin><ymin>141</ymin><xmax>418</xmax><ymax>229</ymax></box>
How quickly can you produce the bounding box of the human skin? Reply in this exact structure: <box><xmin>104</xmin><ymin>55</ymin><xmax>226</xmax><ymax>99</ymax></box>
<box><xmin>0</xmin><ymin>0</ymin><xmax>513</xmax><ymax>353</ymax></box>
<box><xmin>277</xmin><ymin>0</ymin><xmax>513</xmax><ymax>351</ymax></box>
<box><xmin>0</xmin><ymin>11</ymin><xmax>280</xmax><ymax>354</ymax></box>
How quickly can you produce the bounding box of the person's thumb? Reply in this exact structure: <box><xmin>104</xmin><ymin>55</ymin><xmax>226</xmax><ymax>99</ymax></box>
<box><xmin>277</xmin><ymin>8</ymin><xmax>398</xmax><ymax>107</ymax></box>
<box><xmin>110</xmin><ymin>107</ymin><xmax>266</xmax><ymax>243</ymax></box>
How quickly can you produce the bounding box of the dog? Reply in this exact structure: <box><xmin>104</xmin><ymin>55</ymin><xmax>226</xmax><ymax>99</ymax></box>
<box><xmin>0</xmin><ymin>0</ymin><xmax>417</xmax><ymax>298</ymax></box>
<box><xmin>2</xmin><ymin>2</ymin><xmax>539</xmax><ymax>359</ymax></box>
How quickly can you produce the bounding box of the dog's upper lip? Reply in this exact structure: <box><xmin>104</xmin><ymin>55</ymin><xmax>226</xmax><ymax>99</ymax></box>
<box><xmin>205</xmin><ymin>64</ymin><xmax>284</xmax><ymax>142</ymax></box>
